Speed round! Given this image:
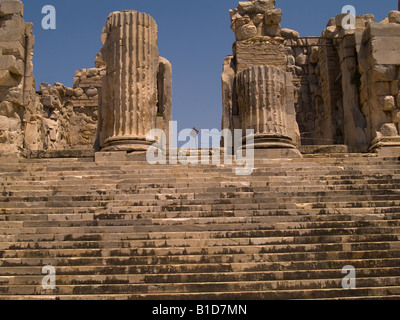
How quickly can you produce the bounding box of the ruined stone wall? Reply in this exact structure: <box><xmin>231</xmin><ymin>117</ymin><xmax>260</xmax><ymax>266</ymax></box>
<box><xmin>284</xmin><ymin>37</ymin><xmax>322</xmax><ymax>146</ymax></box>
<box><xmin>0</xmin><ymin>0</ymin><xmax>35</xmax><ymax>156</ymax></box>
<box><xmin>0</xmin><ymin>1</ymin><xmax>104</xmax><ymax>157</ymax></box>
<box><xmin>23</xmin><ymin>63</ymin><xmax>104</xmax><ymax>155</ymax></box>
<box><xmin>359</xmin><ymin>14</ymin><xmax>400</xmax><ymax>152</ymax></box>
<box><xmin>222</xmin><ymin>1</ymin><xmax>400</xmax><ymax>154</ymax></box>
<box><xmin>280</xmin><ymin>12</ymin><xmax>388</xmax><ymax>152</ymax></box>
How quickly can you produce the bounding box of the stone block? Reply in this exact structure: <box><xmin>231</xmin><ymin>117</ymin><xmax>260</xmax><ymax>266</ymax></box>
<box><xmin>0</xmin><ymin>115</ymin><xmax>20</xmax><ymax>132</ymax></box>
<box><xmin>378</xmin><ymin>123</ymin><xmax>398</xmax><ymax>136</ymax></box>
<box><xmin>0</xmin><ymin>1</ymin><xmax>23</xmax><ymax>16</ymax></box>
<box><xmin>391</xmin><ymin>80</ymin><xmax>399</xmax><ymax>95</ymax></box>
<box><xmin>95</xmin><ymin>152</ymin><xmax>127</xmax><ymax>162</ymax></box>
<box><xmin>370</xmin><ymin>37</ymin><xmax>400</xmax><ymax>65</ymax></box>
<box><xmin>371</xmin><ymin>65</ymin><xmax>396</xmax><ymax>82</ymax></box>
<box><xmin>264</xmin><ymin>9</ymin><xmax>281</xmax><ymax>26</ymax></box>
<box><xmin>383</xmin><ymin>95</ymin><xmax>396</xmax><ymax>111</ymax></box>
<box><xmin>335</xmin><ymin>13</ymin><xmax>349</xmax><ymax>28</ymax></box>
<box><xmin>375</xmin><ymin>82</ymin><xmax>391</xmax><ymax>96</ymax></box>
<box><xmin>389</xmin><ymin>11</ymin><xmax>400</xmax><ymax>24</ymax></box>
<box><xmin>281</xmin><ymin>28</ymin><xmax>300</xmax><ymax>39</ymax></box>
<box><xmin>264</xmin><ymin>24</ymin><xmax>281</xmax><ymax>37</ymax></box>
<box><xmin>235</xmin><ymin>40</ymin><xmax>286</xmax><ymax>72</ymax></box>
<box><xmin>0</xmin><ymin>70</ymin><xmax>18</xmax><ymax>86</ymax></box>
<box><xmin>237</xmin><ymin>0</ymin><xmax>276</xmax><ymax>15</ymax></box>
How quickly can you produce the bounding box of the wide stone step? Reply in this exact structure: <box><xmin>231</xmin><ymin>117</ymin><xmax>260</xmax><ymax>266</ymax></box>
<box><xmin>1</xmin><ymin>276</ymin><xmax>400</xmax><ymax>296</ymax></box>
<box><xmin>6</xmin><ymin>217</ymin><xmax>399</xmax><ymax>230</ymax></box>
<box><xmin>2</xmin><ymin>258</ymin><xmax>399</xmax><ymax>276</ymax></box>
<box><xmin>2</xmin><ymin>203</ymin><xmax>400</xmax><ymax>220</ymax></box>
<box><xmin>2</xmin><ymin>231</ymin><xmax>399</xmax><ymax>250</ymax></box>
<box><xmin>1</xmin><ymin>221</ymin><xmax>399</xmax><ymax>240</ymax></box>
<box><xmin>1</xmin><ymin>239</ymin><xmax>399</xmax><ymax>258</ymax></box>
<box><xmin>1</xmin><ymin>172</ymin><xmax>398</xmax><ymax>184</ymax></box>
<box><xmin>1</xmin><ymin>194</ymin><xmax>400</xmax><ymax>211</ymax></box>
<box><xmin>3</xmin><ymin>289</ymin><xmax>400</xmax><ymax>300</ymax></box>
<box><xmin>1</xmin><ymin>165</ymin><xmax>399</xmax><ymax>176</ymax></box>
<box><xmin>4</xmin><ymin>266</ymin><xmax>400</xmax><ymax>286</ymax></box>
<box><xmin>3</xmin><ymin>183</ymin><xmax>400</xmax><ymax>199</ymax></box>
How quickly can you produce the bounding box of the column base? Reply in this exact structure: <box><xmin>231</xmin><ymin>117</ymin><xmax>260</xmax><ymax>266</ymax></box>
<box><xmin>244</xmin><ymin>134</ymin><xmax>298</xmax><ymax>150</ymax></box>
<box><xmin>254</xmin><ymin>148</ymin><xmax>303</xmax><ymax>159</ymax></box>
<box><xmin>102</xmin><ymin>136</ymin><xmax>155</xmax><ymax>152</ymax></box>
<box><xmin>369</xmin><ymin>136</ymin><xmax>400</xmax><ymax>157</ymax></box>
<box><xmin>243</xmin><ymin>134</ymin><xmax>302</xmax><ymax>159</ymax></box>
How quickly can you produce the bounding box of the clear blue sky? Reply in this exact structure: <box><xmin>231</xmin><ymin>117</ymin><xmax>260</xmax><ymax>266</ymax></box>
<box><xmin>22</xmin><ymin>0</ymin><xmax>395</xmax><ymax>136</ymax></box>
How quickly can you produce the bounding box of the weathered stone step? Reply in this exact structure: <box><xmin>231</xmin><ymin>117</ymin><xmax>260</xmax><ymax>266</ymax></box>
<box><xmin>3</xmin><ymin>230</ymin><xmax>400</xmax><ymax>249</ymax></box>
<box><xmin>3</xmin><ymin>182</ymin><xmax>400</xmax><ymax>199</ymax></box>
<box><xmin>2</xmin><ymin>257</ymin><xmax>399</xmax><ymax>276</ymax></box>
<box><xmin>1</xmin><ymin>194</ymin><xmax>400</xmax><ymax>211</ymax></box>
<box><xmin>2</xmin><ymin>157</ymin><xmax>396</xmax><ymax>169</ymax></box>
<box><xmin>2</xmin><ymin>212</ymin><xmax>400</xmax><ymax>232</ymax></box>
<box><xmin>3</xmin><ymin>187</ymin><xmax>400</xmax><ymax>204</ymax></box>
<box><xmin>3</xmin><ymin>289</ymin><xmax>400</xmax><ymax>300</ymax></box>
<box><xmin>8</xmin><ymin>217</ymin><xmax>399</xmax><ymax>231</ymax></box>
<box><xmin>2</xmin><ymin>177</ymin><xmax>400</xmax><ymax>194</ymax></box>
<box><xmin>1</xmin><ymin>239</ymin><xmax>399</xmax><ymax>259</ymax></box>
<box><xmin>2</xmin><ymin>222</ymin><xmax>400</xmax><ymax>241</ymax></box>
<box><xmin>4</xmin><ymin>266</ymin><xmax>400</xmax><ymax>286</ymax></box>
<box><xmin>2</xmin><ymin>202</ymin><xmax>400</xmax><ymax>219</ymax></box>
<box><xmin>67</xmin><ymin>286</ymin><xmax>400</xmax><ymax>300</ymax></box>
<box><xmin>1</xmin><ymin>276</ymin><xmax>399</xmax><ymax>296</ymax></box>
<box><xmin>2</xmin><ymin>173</ymin><xmax>399</xmax><ymax>186</ymax></box>
<box><xmin>1</xmin><ymin>172</ymin><xmax>398</xmax><ymax>185</ymax></box>
<box><xmin>1</xmin><ymin>164</ymin><xmax>399</xmax><ymax>176</ymax></box>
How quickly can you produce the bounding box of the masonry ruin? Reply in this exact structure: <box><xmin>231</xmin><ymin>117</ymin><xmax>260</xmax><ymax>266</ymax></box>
<box><xmin>1</xmin><ymin>0</ymin><xmax>400</xmax><ymax>159</ymax></box>
<box><xmin>222</xmin><ymin>0</ymin><xmax>400</xmax><ymax>158</ymax></box>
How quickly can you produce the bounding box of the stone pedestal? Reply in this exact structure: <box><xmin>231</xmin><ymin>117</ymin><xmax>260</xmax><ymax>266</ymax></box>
<box><xmin>236</xmin><ymin>65</ymin><xmax>301</xmax><ymax>157</ymax></box>
<box><xmin>98</xmin><ymin>11</ymin><xmax>162</xmax><ymax>152</ymax></box>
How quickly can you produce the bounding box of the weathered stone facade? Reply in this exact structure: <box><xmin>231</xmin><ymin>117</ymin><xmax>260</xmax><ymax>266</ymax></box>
<box><xmin>222</xmin><ymin>0</ymin><xmax>400</xmax><ymax>156</ymax></box>
<box><xmin>0</xmin><ymin>0</ymin><xmax>35</xmax><ymax>156</ymax></box>
<box><xmin>2</xmin><ymin>0</ymin><xmax>400</xmax><ymax>158</ymax></box>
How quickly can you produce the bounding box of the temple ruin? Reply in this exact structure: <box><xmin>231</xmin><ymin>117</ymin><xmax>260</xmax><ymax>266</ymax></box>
<box><xmin>222</xmin><ymin>0</ymin><xmax>400</xmax><ymax>158</ymax></box>
<box><xmin>1</xmin><ymin>0</ymin><xmax>400</xmax><ymax>158</ymax></box>
<box><xmin>0</xmin><ymin>0</ymin><xmax>400</xmax><ymax>300</ymax></box>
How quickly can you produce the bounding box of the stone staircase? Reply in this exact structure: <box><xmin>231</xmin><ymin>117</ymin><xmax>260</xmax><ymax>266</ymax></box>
<box><xmin>0</xmin><ymin>152</ymin><xmax>400</xmax><ymax>300</ymax></box>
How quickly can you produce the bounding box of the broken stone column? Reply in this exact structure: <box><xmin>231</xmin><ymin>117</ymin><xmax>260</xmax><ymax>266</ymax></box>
<box><xmin>236</xmin><ymin>65</ymin><xmax>300</xmax><ymax>156</ymax></box>
<box><xmin>0</xmin><ymin>0</ymin><xmax>35</xmax><ymax>156</ymax></box>
<box><xmin>222</xmin><ymin>0</ymin><xmax>301</xmax><ymax>158</ymax></box>
<box><xmin>98</xmin><ymin>10</ymin><xmax>171</xmax><ymax>152</ymax></box>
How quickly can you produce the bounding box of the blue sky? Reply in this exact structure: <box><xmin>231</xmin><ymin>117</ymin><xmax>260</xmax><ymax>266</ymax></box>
<box><xmin>22</xmin><ymin>0</ymin><xmax>395</xmax><ymax>138</ymax></box>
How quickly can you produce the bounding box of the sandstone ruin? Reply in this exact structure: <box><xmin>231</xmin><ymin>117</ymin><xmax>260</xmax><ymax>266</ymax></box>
<box><xmin>222</xmin><ymin>0</ymin><xmax>400</xmax><ymax>158</ymax></box>
<box><xmin>0</xmin><ymin>0</ymin><xmax>400</xmax><ymax>301</ymax></box>
<box><xmin>1</xmin><ymin>0</ymin><xmax>400</xmax><ymax>158</ymax></box>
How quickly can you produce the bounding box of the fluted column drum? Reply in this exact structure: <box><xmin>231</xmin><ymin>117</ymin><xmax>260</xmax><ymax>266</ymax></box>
<box><xmin>99</xmin><ymin>11</ymin><xmax>159</xmax><ymax>151</ymax></box>
<box><xmin>236</xmin><ymin>65</ymin><xmax>296</xmax><ymax>149</ymax></box>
